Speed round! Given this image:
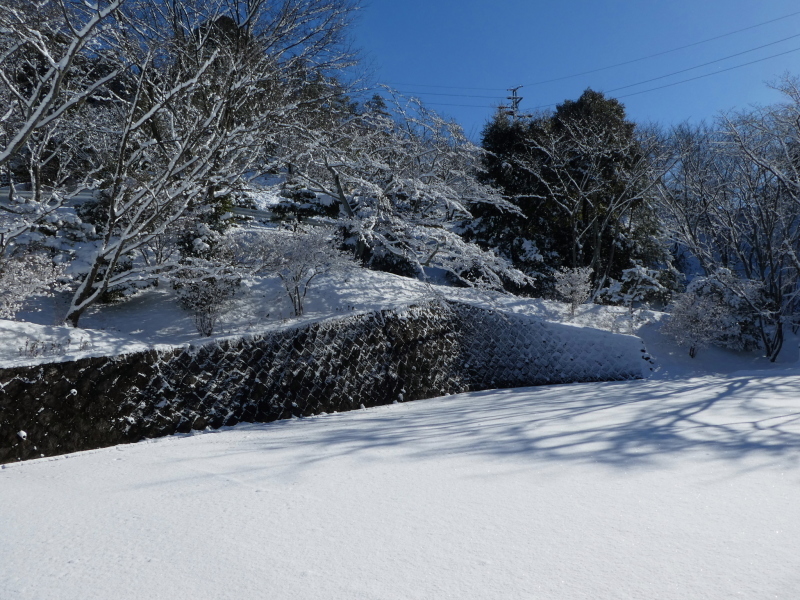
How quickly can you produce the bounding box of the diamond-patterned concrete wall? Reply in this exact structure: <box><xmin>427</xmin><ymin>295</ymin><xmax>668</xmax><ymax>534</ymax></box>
<box><xmin>456</xmin><ymin>304</ymin><xmax>648</xmax><ymax>388</ymax></box>
<box><xmin>0</xmin><ymin>301</ymin><xmax>649</xmax><ymax>463</ymax></box>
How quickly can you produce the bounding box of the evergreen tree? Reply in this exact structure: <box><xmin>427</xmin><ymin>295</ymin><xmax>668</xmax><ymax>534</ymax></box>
<box><xmin>471</xmin><ymin>89</ymin><xmax>668</xmax><ymax>295</ymax></box>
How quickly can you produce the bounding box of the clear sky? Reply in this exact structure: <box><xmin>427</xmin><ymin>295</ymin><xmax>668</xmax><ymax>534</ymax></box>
<box><xmin>354</xmin><ymin>0</ymin><xmax>800</xmax><ymax>139</ymax></box>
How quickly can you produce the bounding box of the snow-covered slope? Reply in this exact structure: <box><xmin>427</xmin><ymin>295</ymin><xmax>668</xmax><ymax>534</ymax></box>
<box><xmin>4</xmin><ymin>267</ymin><xmax>797</xmax><ymax>380</ymax></box>
<box><xmin>2</xmin><ymin>370</ymin><xmax>799</xmax><ymax>599</ymax></box>
<box><xmin>1</xmin><ymin>269</ymin><xmax>443</xmax><ymax>368</ymax></box>
<box><xmin>4</xmin><ymin>265</ymin><xmax>800</xmax><ymax>598</ymax></box>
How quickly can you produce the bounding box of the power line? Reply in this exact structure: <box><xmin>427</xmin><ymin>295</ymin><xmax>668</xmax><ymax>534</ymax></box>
<box><xmin>421</xmin><ymin>102</ymin><xmax>504</xmax><ymax>109</ymax></box>
<box><xmin>392</xmin><ymin>37</ymin><xmax>800</xmax><ymax>114</ymax></box>
<box><xmin>400</xmin><ymin>45</ymin><xmax>800</xmax><ymax>111</ymax></box>
<box><xmin>384</xmin><ymin>91</ymin><xmax>501</xmax><ymax>99</ymax></box>
<box><xmin>393</xmin><ymin>31</ymin><xmax>800</xmax><ymax>101</ymax></box>
<box><xmin>530</xmin><ymin>44</ymin><xmax>800</xmax><ymax>109</ymax></box>
<box><xmin>605</xmin><ymin>32</ymin><xmax>800</xmax><ymax>94</ymax></box>
<box><xmin>379</xmin><ymin>9</ymin><xmax>800</xmax><ymax>93</ymax></box>
<box><xmin>522</xmin><ymin>10</ymin><xmax>800</xmax><ymax>86</ymax></box>
<box><xmin>377</xmin><ymin>82</ymin><xmax>506</xmax><ymax>92</ymax></box>
<box><xmin>364</xmin><ymin>85</ymin><xmax>499</xmax><ymax>108</ymax></box>
<box><xmin>615</xmin><ymin>45</ymin><xmax>800</xmax><ymax>100</ymax></box>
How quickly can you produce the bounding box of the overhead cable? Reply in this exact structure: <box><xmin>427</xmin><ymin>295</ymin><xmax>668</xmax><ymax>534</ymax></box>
<box><xmin>404</xmin><ymin>45</ymin><xmax>800</xmax><ymax>111</ymax></box>
<box><xmin>393</xmin><ymin>32</ymin><xmax>800</xmax><ymax>101</ymax></box>
<box><xmin>523</xmin><ymin>10</ymin><xmax>800</xmax><ymax>86</ymax></box>
<box><xmin>380</xmin><ymin>10</ymin><xmax>800</xmax><ymax>92</ymax></box>
<box><xmin>604</xmin><ymin>32</ymin><xmax>800</xmax><ymax>94</ymax></box>
<box><xmin>614</xmin><ymin>45</ymin><xmax>800</xmax><ymax>100</ymax></box>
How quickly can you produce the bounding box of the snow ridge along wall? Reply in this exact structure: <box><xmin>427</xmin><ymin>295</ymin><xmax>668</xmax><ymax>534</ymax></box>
<box><xmin>0</xmin><ymin>301</ymin><xmax>649</xmax><ymax>463</ymax></box>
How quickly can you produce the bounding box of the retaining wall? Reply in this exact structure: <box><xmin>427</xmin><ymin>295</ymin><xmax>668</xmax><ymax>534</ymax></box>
<box><xmin>0</xmin><ymin>301</ymin><xmax>651</xmax><ymax>463</ymax></box>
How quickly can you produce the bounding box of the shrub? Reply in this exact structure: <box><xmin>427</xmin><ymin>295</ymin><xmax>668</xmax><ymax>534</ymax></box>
<box><xmin>662</xmin><ymin>273</ymin><xmax>761</xmax><ymax>357</ymax></box>
<box><xmin>173</xmin><ymin>259</ymin><xmax>240</xmax><ymax>336</ymax></box>
<box><xmin>554</xmin><ymin>266</ymin><xmax>593</xmax><ymax>317</ymax></box>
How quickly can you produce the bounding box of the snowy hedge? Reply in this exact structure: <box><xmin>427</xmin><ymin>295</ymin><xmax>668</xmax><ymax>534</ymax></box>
<box><xmin>1</xmin><ymin>301</ymin><xmax>649</xmax><ymax>463</ymax></box>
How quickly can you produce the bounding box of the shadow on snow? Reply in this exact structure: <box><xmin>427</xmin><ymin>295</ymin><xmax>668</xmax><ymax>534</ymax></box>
<box><xmin>179</xmin><ymin>373</ymin><xmax>800</xmax><ymax>474</ymax></box>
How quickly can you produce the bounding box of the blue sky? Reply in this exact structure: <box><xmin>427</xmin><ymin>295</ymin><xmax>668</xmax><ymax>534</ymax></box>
<box><xmin>354</xmin><ymin>1</ymin><xmax>800</xmax><ymax>138</ymax></box>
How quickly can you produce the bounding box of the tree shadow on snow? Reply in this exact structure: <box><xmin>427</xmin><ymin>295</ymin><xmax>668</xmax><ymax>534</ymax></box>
<box><xmin>214</xmin><ymin>374</ymin><xmax>800</xmax><ymax>472</ymax></box>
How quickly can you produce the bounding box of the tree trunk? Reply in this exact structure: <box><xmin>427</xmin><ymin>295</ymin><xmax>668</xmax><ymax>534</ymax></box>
<box><xmin>767</xmin><ymin>323</ymin><xmax>784</xmax><ymax>363</ymax></box>
<box><xmin>65</xmin><ymin>259</ymin><xmax>104</xmax><ymax>327</ymax></box>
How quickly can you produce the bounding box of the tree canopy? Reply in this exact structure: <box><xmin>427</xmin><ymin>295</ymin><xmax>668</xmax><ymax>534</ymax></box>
<box><xmin>474</xmin><ymin>89</ymin><xmax>669</xmax><ymax>294</ymax></box>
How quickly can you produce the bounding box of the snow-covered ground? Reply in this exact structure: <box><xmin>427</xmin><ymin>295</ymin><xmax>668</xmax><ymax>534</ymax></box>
<box><xmin>4</xmin><ymin>266</ymin><xmax>799</xmax><ymax>377</ymax></box>
<box><xmin>1</xmin><ymin>269</ymin><xmax>439</xmax><ymax>368</ymax></box>
<box><xmin>4</xmin><ymin>267</ymin><xmax>800</xmax><ymax>598</ymax></box>
<box><xmin>2</xmin><ymin>368</ymin><xmax>800</xmax><ymax>599</ymax></box>
<box><xmin>0</xmin><ymin>267</ymin><xmax>613</xmax><ymax>368</ymax></box>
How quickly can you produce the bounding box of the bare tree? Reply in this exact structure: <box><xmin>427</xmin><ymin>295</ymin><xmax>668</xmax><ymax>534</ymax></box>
<box><xmin>659</xmin><ymin>81</ymin><xmax>800</xmax><ymax>360</ymax></box>
<box><xmin>285</xmin><ymin>90</ymin><xmax>530</xmax><ymax>289</ymax></box>
<box><xmin>554</xmin><ymin>266</ymin><xmax>593</xmax><ymax>317</ymax></box>
<box><xmin>63</xmin><ymin>0</ymin><xmax>359</xmax><ymax>327</ymax></box>
<box><xmin>0</xmin><ymin>0</ymin><xmax>123</xmax><ymax>166</ymax></box>
<box><xmin>228</xmin><ymin>226</ymin><xmax>354</xmax><ymax>317</ymax></box>
<box><xmin>0</xmin><ymin>0</ymin><xmax>124</xmax><ymax>265</ymax></box>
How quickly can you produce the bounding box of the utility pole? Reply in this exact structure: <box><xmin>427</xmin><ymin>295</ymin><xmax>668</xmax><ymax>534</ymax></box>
<box><xmin>499</xmin><ymin>86</ymin><xmax>524</xmax><ymax>119</ymax></box>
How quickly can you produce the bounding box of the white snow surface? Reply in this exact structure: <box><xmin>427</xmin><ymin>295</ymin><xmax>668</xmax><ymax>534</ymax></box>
<box><xmin>3</xmin><ymin>267</ymin><xmax>799</xmax><ymax>377</ymax></box>
<box><xmin>2</xmin><ymin>368</ymin><xmax>800</xmax><ymax>599</ymax></box>
<box><xmin>4</xmin><ymin>267</ymin><xmax>800</xmax><ymax>598</ymax></box>
<box><xmin>1</xmin><ymin>269</ymin><xmax>442</xmax><ymax>368</ymax></box>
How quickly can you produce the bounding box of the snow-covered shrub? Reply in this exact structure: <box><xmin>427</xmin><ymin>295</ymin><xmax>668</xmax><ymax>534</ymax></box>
<box><xmin>601</xmin><ymin>264</ymin><xmax>673</xmax><ymax>311</ymax></box>
<box><xmin>661</xmin><ymin>292</ymin><xmax>727</xmax><ymax>358</ymax></box>
<box><xmin>0</xmin><ymin>250</ymin><xmax>64</xmax><ymax>319</ymax></box>
<box><xmin>554</xmin><ymin>266</ymin><xmax>593</xmax><ymax>317</ymax></box>
<box><xmin>272</xmin><ymin>185</ymin><xmax>339</xmax><ymax>220</ymax></box>
<box><xmin>365</xmin><ymin>246</ymin><xmax>419</xmax><ymax>278</ymax></box>
<box><xmin>18</xmin><ymin>338</ymin><xmax>67</xmax><ymax>358</ymax></box>
<box><xmin>229</xmin><ymin>227</ymin><xmax>355</xmax><ymax>317</ymax></box>
<box><xmin>662</xmin><ymin>274</ymin><xmax>762</xmax><ymax>357</ymax></box>
<box><xmin>350</xmin><ymin>219</ymin><xmax>531</xmax><ymax>291</ymax></box>
<box><xmin>177</xmin><ymin>198</ymin><xmax>236</xmax><ymax>261</ymax></box>
<box><xmin>172</xmin><ymin>259</ymin><xmax>241</xmax><ymax>337</ymax></box>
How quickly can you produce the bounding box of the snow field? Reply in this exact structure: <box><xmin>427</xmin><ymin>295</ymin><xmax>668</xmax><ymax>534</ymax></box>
<box><xmin>3</xmin><ymin>265</ymin><xmax>800</xmax><ymax>598</ymax></box>
<box><xmin>2</xmin><ymin>371</ymin><xmax>799</xmax><ymax>599</ymax></box>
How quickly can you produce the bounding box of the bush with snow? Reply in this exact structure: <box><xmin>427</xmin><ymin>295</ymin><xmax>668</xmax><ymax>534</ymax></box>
<box><xmin>600</xmin><ymin>264</ymin><xmax>673</xmax><ymax>311</ymax></box>
<box><xmin>554</xmin><ymin>266</ymin><xmax>593</xmax><ymax>317</ymax></box>
<box><xmin>0</xmin><ymin>250</ymin><xmax>64</xmax><ymax>320</ymax></box>
<box><xmin>661</xmin><ymin>273</ymin><xmax>762</xmax><ymax>358</ymax></box>
<box><xmin>229</xmin><ymin>227</ymin><xmax>355</xmax><ymax>317</ymax></box>
<box><xmin>172</xmin><ymin>259</ymin><xmax>241</xmax><ymax>337</ymax></box>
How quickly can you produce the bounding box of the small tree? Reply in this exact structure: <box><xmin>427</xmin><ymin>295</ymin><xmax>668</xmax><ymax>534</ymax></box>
<box><xmin>229</xmin><ymin>227</ymin><xmax>354</xmax><ymax>317</ymax></box>
<box><xmin>662</xmin><ymin>293</ymin><xmax>725</xmax><ymax>358</ymax></box>
<box><xmin>0</xmin><ymin>249</ymin><xmax>63</xmax><ymax>319</ymax></box>
<box><xmin>554</xmin><ymin>266</ymin><xmax>593</xmax><ymax>317</ymax></box>
<box><xmin>601</xmin><ymin>264</ymin><xmax>674</xmax><ymax>313</ymax></box>
<box><xmin>661</xmin><ymin>274</ymin><xmax>761</xmax><ymax>358</ymax></box>
<box><xmin>172</xmin><ymin>258</ymin><xmax>240</xmax><ymax>336</ymax></box>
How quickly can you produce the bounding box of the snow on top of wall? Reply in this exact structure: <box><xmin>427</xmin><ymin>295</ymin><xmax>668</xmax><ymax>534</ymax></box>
<box><xmin>2</xmin><ymin>267</ymin><xmax>796</xmax><ymax>376</ymax></box>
